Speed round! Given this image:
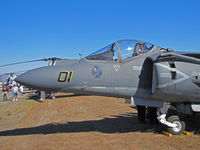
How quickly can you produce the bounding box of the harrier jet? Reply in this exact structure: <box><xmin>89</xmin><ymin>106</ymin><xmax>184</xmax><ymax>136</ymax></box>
<box><xmin>14</xmin><ymin>39</ymin><xmax>200</xmax><ymax>135</ymax></box>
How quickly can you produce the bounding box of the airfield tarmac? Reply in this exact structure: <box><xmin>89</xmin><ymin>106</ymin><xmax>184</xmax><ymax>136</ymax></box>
<box><xmin>0</xmin><ymin>93</ymin><xmax>200</xmax><ymax>150</ymax></box>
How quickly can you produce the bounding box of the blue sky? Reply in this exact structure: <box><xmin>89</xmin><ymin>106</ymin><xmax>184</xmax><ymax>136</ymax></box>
<box><xmin>0</xmin><ymin>0</ymin><xmax>200</xmax><ymax>74</ymax></box>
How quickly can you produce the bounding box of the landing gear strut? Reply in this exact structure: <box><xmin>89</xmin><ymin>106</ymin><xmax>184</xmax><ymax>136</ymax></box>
<box><xmin>136</xmin><ymin>105</ymin><xmax>158</xmax><ymax>124</ymax></box>
<box><xmin>157</xmin><ymin>106</ymin><xmax>186</xmax><ymax>135</ymax></box>
<box><xmin>136</xmin><ymin>105</ymin><xmax>146</xmax><ymax>123</ymax></box>
<box><xmin>136</xmin><ymin>103</ymin><xmax>186</xmax><ymax>135</ymax></box>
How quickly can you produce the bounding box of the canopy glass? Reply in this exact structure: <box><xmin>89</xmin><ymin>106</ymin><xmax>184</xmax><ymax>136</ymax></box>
<box><xmin>86</xmin><ymin>40</ymin><xmax>155</xmax><ymax>61</ymax></box>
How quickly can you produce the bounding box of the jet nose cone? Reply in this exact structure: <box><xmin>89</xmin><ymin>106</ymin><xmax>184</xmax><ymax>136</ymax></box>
<box><xmin>15</xmin><ymin>73</ymin><xmax>31</xmax><ymax>85</ymax></box>
<box><xmin>15</xmin><ymin>66</ymin><xmax>59</xmax><ymax>91</ymax></box>
<box><xmin>15</xmin><ymin>67</ymin><xmax>51</xmax><ymax>90</ymax></box>
<box><xmin>15</xmin><ymin>71</ymin><xmax>36</xmax><ymax>87</ymax></box>
<box><xmin>15</xmin><ymin>75</ymin><xmax>23</xmax><ymax>84</ymax></box>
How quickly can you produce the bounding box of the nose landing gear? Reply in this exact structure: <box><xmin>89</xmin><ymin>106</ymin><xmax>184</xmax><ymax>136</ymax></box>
<box><xmin>157</xmin><ymin>107</ymin><xmax>186</xmax><ymax>135</ymax></box>
<box><xmin>136</xmin><ymin>104</ymin><xmax>186</xmax><ymax>135</ymax></box>
<box><xmin>166</xmin><ymin>115</ymin><xmax>185</xmax><ymax>135</ymax></box>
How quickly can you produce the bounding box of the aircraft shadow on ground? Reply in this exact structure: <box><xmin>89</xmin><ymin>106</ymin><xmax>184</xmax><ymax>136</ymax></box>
<box><xmin>0</xmin><ymin>112</ymin><xmax>199</xmax><ymax>136</ymax></box>
<box><xmin>0</xmin><ymin>113</ymin><xmax>162</xmax><ymax>136</ymax></box>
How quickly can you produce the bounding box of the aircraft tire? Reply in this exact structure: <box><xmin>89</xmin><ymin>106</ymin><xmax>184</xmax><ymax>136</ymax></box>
<box><xmin>167</xmin><ymin>115</ymin><xmax>185</xmax><ymax>135</ymax></box>
<box><xmin>137</xmin><ymin>105</ymin><xmax>146</xmax><ymax>123</ymax></box>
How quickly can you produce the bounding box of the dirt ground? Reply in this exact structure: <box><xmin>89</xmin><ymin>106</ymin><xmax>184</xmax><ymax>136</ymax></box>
<box><xmin>0</xmin><ymin>93</ymin><xmax>200</xmax><ymax>150</ymax></box>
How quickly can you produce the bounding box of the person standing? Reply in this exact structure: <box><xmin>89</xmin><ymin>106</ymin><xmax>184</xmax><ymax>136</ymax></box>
<box><xmin>12</xmin><ymin>84</ymin><xmax>18</xmax><ymax>101</ymax></box>
<box><xmin>19</xmin><ymin>84</ymin><xmax>24</xmax><ymax>97</ymax></box>
<box><xmin>2</xmin><ymin>84</ymin><xmax>8</xmax><ymax>101</ymax></box>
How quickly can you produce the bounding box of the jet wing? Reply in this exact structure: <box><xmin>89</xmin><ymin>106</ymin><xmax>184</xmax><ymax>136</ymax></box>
<box><xmin>156</xmin><ymin>52</ymin><xmax>200</xmax><ymax>65</ymax></box>
<box><xmin>178</xmin><ymin>52</ymin><xmax>200</xmax><ymax>59</ymax></box>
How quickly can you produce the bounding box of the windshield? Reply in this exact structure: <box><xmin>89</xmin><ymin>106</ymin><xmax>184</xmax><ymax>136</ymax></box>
<box><xmin>86</xmin><ymin>39</ymin><xmax>154</xmax><ymax>61</ymax></box>
<box><xmin>86</xmin><ymin>44</ymin><xmax>114</xmax><ymax>60</ymax></box>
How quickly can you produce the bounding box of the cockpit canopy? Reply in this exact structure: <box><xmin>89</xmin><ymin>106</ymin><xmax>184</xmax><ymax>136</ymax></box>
<box><xmin>86</xmin><ymin>40</ymin><xmax>155</xmax><ymax>61</ymax></box>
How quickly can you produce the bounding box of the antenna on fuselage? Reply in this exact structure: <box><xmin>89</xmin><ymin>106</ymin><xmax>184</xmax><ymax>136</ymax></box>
<box><xmin>79</xmin><ymin>53</ymin><xmax>83</xmax><ymax>59</ymax></box>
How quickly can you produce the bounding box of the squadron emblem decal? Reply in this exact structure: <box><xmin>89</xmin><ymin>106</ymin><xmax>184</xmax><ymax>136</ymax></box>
<box><xmin>92</xmin><ymin>66</ymin><xmax>103</xmax><ymax>79</ymax></box>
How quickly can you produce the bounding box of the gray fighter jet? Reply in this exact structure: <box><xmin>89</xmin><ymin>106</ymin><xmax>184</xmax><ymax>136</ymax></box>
<box><xmin>12</xmin><ymin>39</ymin><xmax>200</xmax><ymax>135</ymax></box>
